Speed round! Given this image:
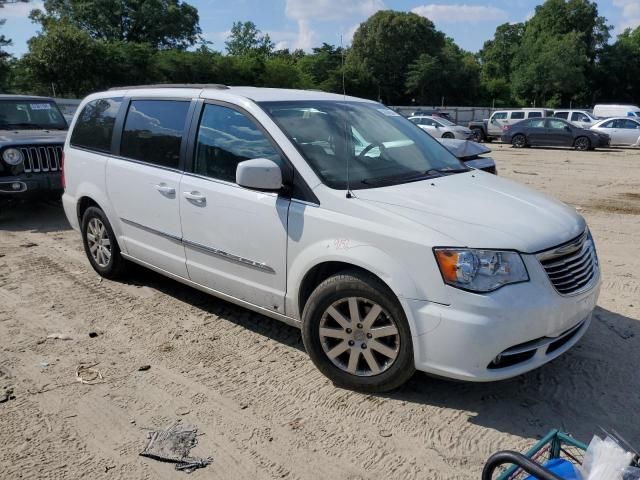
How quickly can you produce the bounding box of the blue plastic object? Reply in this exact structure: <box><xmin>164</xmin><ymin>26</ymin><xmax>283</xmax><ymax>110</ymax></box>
<box><xmin>525</xmin><ymin>458</ymin><xmax>582</xmax><ymax>480</ymax></box>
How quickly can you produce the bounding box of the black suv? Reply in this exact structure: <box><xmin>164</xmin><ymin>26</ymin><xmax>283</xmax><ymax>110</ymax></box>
<box><xmin>0</xmin><ymin>95</ymin><xmax>68</xmax><ymax>198</ymax></box>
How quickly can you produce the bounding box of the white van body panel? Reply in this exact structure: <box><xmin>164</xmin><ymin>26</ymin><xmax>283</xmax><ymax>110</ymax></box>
<box><xmin>593</xmin><ymin>104</ymin><xmax>640</xmax><ymax>119</ymax></box>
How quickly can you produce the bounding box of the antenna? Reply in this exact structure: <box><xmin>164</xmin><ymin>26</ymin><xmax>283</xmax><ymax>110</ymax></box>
<box><xmin>341</xmin><ymin>34</ymin><xmax>353</xmax><ymax>198</ymax></box>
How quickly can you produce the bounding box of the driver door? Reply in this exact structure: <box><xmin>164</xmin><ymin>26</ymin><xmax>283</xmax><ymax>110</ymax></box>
<box><xmin>179</xmin><ymin>102</ymin><xmax>291</xmax><ymax>313</ymax></box>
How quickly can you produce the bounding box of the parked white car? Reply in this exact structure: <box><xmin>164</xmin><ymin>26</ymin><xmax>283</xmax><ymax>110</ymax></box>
<box><xmin>590</xmin><ymin>117</ymin><xmax>640</xmax><ymax>146</ymax></box>
<box><xmin>62</xmin><ymin>85</ymin><xmax>600</xmax><ymax>392</ymax></box>
<box><xmin>593</xmin><ymin>104</ymin><xmax>640</xmax><ymax>119</ymax></box>
<box><xmin>553</xmin><ymin>110</ymin><xmax>599</xmax><ymax>129</ymax></box>
<box><xmin>408</xmin><ymin>115</ymin><xmax>473</xmax><ymax>140</ymax></box>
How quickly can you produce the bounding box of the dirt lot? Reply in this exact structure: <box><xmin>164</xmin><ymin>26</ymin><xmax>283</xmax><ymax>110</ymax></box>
<box><xmin>1</xmin><ymin>144</ymin><xmax>639</xmax><ymax>480</ymax></box>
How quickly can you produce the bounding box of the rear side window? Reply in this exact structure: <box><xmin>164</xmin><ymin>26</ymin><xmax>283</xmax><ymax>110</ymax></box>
<box><xmin>120</xmin><ymin>100</ymin><xmax>190</xmax><ymax>169</ymax></box>
<box><xmin>554</xmin><ymin>112</ymin><xmax>568</xmax><ymax>119</ymax></box>
<box><xmin>194</xmin><ymin>103</ymin><xmax>284</xmax><ymax>183</ymax></box>
<box><xmin>70</xmin><ymin>97</ymin><xmax>122</xmax><ymax>152</ymax></box>
<box><xmin>510</xmin><ymin>111</ymin><xmax>525</xmax><ymax>119</ymax></box>
<box><xmin>527</xmin><ymin>111</ymin><xmax>542</xmax><ymax>118</ymax></box>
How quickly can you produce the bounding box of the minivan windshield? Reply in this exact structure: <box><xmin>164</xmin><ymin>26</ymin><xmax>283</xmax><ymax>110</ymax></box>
<box><xmin>0</xmin><ymin>100</ymin><xmax>67</xmax><ymax>130</ymax></box>
<box><xmin>260</xmin><ymin>101</ymin><xmax>467</xmax><ymax>189</ymax></box>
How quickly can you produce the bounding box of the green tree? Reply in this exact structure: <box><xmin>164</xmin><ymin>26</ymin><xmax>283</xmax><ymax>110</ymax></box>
<box><xmin>30</xmin><ymin>0</ymin><xmax>201</xmax><ymax>49</ymax></box>
<box><xmin>478</xmin><ymin>23</ymin><xmax>524</xmax><ymax>105</ymax></box>
<box><xmin>225</xmin><ymin>21</ymin><xmax>273</xmax><ymax>57</ymax></box>
<box><xmin>348</xmin><ymin>10</ymin><xmax>445</xmax><ymax>103</ymax></box>
<box><xmin>596</xmin><ymin>26</ymin><xmax>640</xmax><ymax>104</ymax></box>
<box><xmin>297</xmin><ymin>43</ymin><xmax>344</xmax><ymax>91</ymax></box>
<box><xmin>17</xmin><ymin>21</ymin><xmax>105</xmax><ymax>96</ymax></box>
<box><xmin>510</xmin><ymin>0</ymin><xmax>610</xmax><ymax>106</ymax></box>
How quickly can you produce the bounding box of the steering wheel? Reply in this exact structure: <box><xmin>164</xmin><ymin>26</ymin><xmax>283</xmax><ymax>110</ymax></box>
<box><xmin>358</xmin><ymin>142</ymin><xmax>386</xmax><ymax>159</ymax></box>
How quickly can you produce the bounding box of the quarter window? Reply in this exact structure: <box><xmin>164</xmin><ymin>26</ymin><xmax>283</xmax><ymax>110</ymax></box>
<box><xmin>194</xmin><ymin>103</ymin><xmax>284</xmax><ymax>183</ymax></box>
<box><xmin>120</xmin><ymin>100</ymin><xmax>190</xmax><ymax>169</ymax></box>
<box><xmin>70</xmin><ymin>97</ymin><xmax>122</xmax><ymax>152</ymax></box>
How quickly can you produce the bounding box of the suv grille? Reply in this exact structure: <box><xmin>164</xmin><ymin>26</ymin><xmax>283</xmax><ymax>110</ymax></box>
<box><xmin>538</xmin><ymin>231</ymin><xmax>598</xmax><ymax>295</ymax></box>
<box><xmin>18</xmin><ymin>145</ymin><xmax>63</xmax><ymax>173</ymax></box>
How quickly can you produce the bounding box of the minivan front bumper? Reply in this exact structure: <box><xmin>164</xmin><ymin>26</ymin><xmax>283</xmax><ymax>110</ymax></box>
<box><xmin>408</xmin><ymin>253</ymin><xmax>600</xmax><ymax>381</ymax></box>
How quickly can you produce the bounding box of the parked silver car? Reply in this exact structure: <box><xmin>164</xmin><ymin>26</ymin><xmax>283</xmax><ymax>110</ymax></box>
<box><xmin>590</xmin><ymin>117</ymin><xmax>640</xmax><ymax>146</ymax></box>
<box><xmin>409</xmin><ymin>115</ymin><xmax>473</xmax><ymax>140</ymax></box>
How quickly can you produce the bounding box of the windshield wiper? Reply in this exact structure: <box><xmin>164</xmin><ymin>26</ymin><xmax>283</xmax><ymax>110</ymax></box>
<box><xmin>432</xmin><ymin>167</ymin><xmax>471</xmax><ymax>175</ymax></box>
<box><xmin>361</xmin><ymin>169</ymin><xmax>443</xmax><ymax>186</ymax></box>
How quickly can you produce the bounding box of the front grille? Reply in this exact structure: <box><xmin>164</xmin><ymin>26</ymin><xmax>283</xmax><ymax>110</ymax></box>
<box><xmin>18</xmin><ymin>145</ymin><xmax>63</xmax><ymax>173</ymax></box>
<box><xmin>538</xmin><ymin>231</ymin><xmax>598</xmax><ymax>295</ymax></box>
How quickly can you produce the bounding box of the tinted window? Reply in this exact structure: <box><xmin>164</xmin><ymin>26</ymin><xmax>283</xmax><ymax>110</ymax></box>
<box><xmin>70</xmin><ymin>98</ymin><xmax>122</xmax><ymax>152</ymax></box>
<box><xmin>554</xmin><ymin>112</ymin><xmax>569</xmax><ymax>119</ymax></box>
<box><xmin>120</xmin><ymin>100</ymin><xmax>190</xmax><ymax>169</ymax></box>
<box><xmin>194</xmin><ymin>104</ymin><xmax>284</xmax><ymax>183</ymax></box>
<box><xmin>528</xmin><ymin>119</ymin><xmax>546</xmax><ymax>128</ymax></box>
<box><xmin>527</xmin><ymin>112</ymin><xmax>542</xmax><ymax>118</ymax></box>
<box><xmin>492</xmin><ymin>112</ymin><xmax>507</xmax><ymax>120</ymax></box>
<box><xmin>615</xmin><ymin>119</ymin><xmax>640</xmax><ymax>129</ymax></box>
<box><xmin>548</xmin><ymin>119</ymin><xmax>569</xmax><ymax>129</ymax></box>
<box><xmin>572</xmin><ymin>112</ymin><xmax>589</xmax><ymax>122</ymax></box>
<box><xmin>510</xmin><ymin>111</ymin><xmax>525</xmax><ymax>119</ymax></box>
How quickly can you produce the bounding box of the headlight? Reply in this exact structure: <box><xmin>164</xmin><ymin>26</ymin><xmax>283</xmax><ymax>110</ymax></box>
<box><xmin>2</xmin><ymin>148</ymin><xmax>24</xmax><ymax>166</ymax></box>
<box><xmin>434</xmin><ymin>248</ymin><xmax>529</xmax><ymax>292</ymax></box>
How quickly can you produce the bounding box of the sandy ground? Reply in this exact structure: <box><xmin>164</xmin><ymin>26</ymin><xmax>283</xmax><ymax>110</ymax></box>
<box><xmin>0</xmin><ymin>143</ymin><xmax>639</xmax><ymax>480</ymax></box>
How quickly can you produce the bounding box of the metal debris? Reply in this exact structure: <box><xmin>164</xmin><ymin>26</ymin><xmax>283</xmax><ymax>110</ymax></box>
<box><xmin>140</xmin><ymin>421</ymin><xmax>212</xmax><ymax>474</ymax></box>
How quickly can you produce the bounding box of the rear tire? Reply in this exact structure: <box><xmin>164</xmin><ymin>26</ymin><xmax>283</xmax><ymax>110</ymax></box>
<box><xmin>302</xmin><ymin>270</ymin><xmax>415</xmax><ymax>393</ymax></box>
<box><xmin>81</xmin><ymin>206</ymin><xmax>127</xmax><ymax>279</ymax></box>
<box><xmin>442</xmin><ymin>132</ymin><xmax>455</xmax><ymax>139</ymax></box>
<box><xmin>471</xmin><ymin>128</ymin><xmax>484</xmax><ymax>142</ymax></box>
<box><xmin>574</xmin><ymin>136</ymin><xmax>590</xmax><ymax>151</ymax></box>
<box><xmin>511</xmin><ymin>134</ymin><xmax>526</xmax><ymax>148</ymax></box>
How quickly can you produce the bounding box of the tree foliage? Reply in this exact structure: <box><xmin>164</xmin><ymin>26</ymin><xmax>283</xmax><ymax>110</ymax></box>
<box><xmin>30</xmin><ymin>0</ymin><xmax>201</xmax><ymax>48</ymax></box>
<box><xmin>4</xmin><ymin>0</ymin><xmax>640</xmax><ymax>107</ymax></box>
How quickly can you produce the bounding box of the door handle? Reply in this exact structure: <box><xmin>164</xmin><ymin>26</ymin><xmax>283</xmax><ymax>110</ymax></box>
<box><xmin>155</xmin><ymin>183</ymin><xmax>176</xmax><ymax>196</ymax></box>
<box><xmin>184</xmin><ymin>191</ymin><xmax>206</xmax><ymax>205</ymax></box>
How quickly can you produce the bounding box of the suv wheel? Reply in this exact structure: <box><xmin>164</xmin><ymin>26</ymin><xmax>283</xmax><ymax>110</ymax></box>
<box><xmin>302</xmin><ymin>270</ymin><xmax>415</xmax><ymax>392</ymax></box>
<box><xmin>81</xmin><ymin>206</ymin><xmax>127</xmax><ymax>279</ymax></box>
<box><xmin>471</xmin><ymin>128</ymin><xmax>484</xmax><ymax>142</ymax></box>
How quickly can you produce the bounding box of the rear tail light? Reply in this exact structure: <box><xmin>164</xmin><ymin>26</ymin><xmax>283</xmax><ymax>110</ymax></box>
<box><xmin>61</xmin><ymin>151</ymin><xmax>65</xmax><ymax>189</ymax></box>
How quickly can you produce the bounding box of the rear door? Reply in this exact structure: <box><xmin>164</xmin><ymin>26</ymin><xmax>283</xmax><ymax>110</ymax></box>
<box><xmin>106</xmin><ymin>98</ymin><xmax>194</xmax><ymax>277</ymax></box>
<box><xmin>179</xmin><ymin>102</ymin><xmax>291</xmax><ymax>313</ymax></box>
<box><xmin>614</xmin><ymin>119</ymin><xmax>640</xmax><ymax>144</ymax></box>
<box><xmin>523</xmin><ymin>119</ymin><xmax>546</xmax><ymax>144</ymax></box>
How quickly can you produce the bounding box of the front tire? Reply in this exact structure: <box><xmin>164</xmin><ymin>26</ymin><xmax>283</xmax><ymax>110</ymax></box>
<box><xmin>442</xmin><ymin>132</ymin><xmax>455</xmax><ymax>139</ymax></box>
<box><xmin>574</xmin><ymin>136</ymin><xmax>590</xmax><ymax>151</ymax></box>
<box><xmin>302</xmin><ymin>270</ymin><xmax>415</xmax><ymax>393</ymax></box>
<box><xmin>511</xmin><ymin>134</ymin><xmax>526</xmax><ymax>148</ymax></box>
<box><xmin>81</xmin><ymin>206</ymin><xmax>127</xmax><ymax>279</ymax></box>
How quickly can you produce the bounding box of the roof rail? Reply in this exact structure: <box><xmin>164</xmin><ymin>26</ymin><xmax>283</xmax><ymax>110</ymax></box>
<box><xmin>108</xmin><ymin>83</ymin><xmax>230</xmax><ymax>91</ymax></box>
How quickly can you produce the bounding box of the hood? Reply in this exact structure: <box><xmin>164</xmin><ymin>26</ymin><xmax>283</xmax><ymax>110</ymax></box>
<box><xmin>354</xmin><ymin>171</ymin><xmax>585</xmax><ymax>253</ymax></box>
<box><xmin>0</xmin><ymin>129</ymin><xmax>67</xmax><ymax>145</ymax></box>
<box><xmin>438</xmin><ymin>138</ymin><xmax>491</xmax><ymax>159</ymax></box>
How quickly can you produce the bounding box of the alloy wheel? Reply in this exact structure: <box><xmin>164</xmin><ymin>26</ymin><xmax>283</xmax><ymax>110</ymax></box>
<box><xmin>319</xmin><ymin>297</ymin><xmax>400</xmax><ymax>376</ymax></box>
<box><xmin>86</xmin><ymin>218</ymin><xmax>111</xmax><ymax>268</ymax></box>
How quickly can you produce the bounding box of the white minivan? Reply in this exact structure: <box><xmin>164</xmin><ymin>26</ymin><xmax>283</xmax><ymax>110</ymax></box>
<box><xmin>62</xmin><ymin>85</ymin><xmax>601</xmax><ymax>392</ymax></box>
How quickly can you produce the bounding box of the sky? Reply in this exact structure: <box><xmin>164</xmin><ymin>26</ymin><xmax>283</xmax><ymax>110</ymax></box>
<box><xmin>1</xmin><ymin>0</ymin><xmax>639</xmax><ymax>57</ymax></box>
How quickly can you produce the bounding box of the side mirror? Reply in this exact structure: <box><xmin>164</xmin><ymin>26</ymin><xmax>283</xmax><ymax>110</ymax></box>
<box><xmin>236</xmin><ymin>158</ymin><xmax>283</xmax><ymax>191</ymax></box>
